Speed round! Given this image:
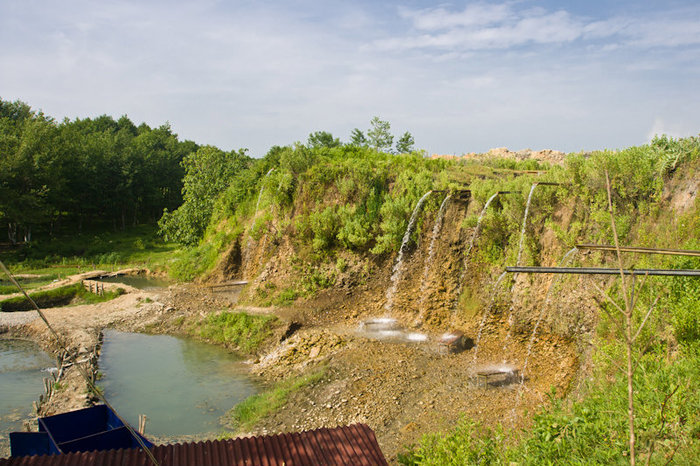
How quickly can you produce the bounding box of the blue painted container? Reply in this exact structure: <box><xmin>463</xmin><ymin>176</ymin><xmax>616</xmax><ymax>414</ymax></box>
<box><xmin>10</xmin><ymin>405</ymin><xmax>153</xmax><ymax>457</ymax></box>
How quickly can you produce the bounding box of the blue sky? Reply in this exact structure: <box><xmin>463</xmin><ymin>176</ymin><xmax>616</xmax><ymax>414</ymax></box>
<box><xmin>1</xmin><ymin>0</ymin><xmax>699</xmax><ymax>156</ymax></box>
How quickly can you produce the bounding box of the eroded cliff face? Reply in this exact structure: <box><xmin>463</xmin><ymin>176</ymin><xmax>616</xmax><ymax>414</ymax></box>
<box><xmin>198</xmin><ymin>154</ymin><xmax>697</xmax><ymax>461</ymax></box>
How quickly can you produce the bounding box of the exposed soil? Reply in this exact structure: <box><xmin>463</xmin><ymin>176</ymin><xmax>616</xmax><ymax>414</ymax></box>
<box><xmin>0</xmin><ymin>192</ymin><xmax>600</xmax><ymax>463</ymax></box>
<box><xmin>1</xmin><ymin>264</ymin><xmax>581</xmax><ymax>464</ymax></box>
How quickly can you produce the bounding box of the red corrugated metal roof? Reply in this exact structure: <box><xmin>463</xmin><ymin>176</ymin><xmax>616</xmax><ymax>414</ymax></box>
<box><xmin>0</xmin><ymin>424</ymin><xmax>388</xmax><ymax>466</ymax></box>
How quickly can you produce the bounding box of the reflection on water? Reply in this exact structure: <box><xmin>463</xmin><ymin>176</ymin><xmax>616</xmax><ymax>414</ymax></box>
<box><xmin>99</xmin><ymin>331</ymin><xmax>258</xmax><ymax>437</ymax></box>
<box><xmin>0</xmin><ymin>339</ymin><xmax>55</xmax><ymax>435</ymax></box>
<box><xmin>97</xmin><ymin>275</ymin><xmax>171</xmax><ymax>290</ymax></box>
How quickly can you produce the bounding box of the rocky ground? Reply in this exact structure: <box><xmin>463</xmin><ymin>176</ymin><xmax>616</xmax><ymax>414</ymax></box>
<box><xmin>0</xmin><ymin>270</ymin><xmax>580</xmax><ymax>464</ymax></box>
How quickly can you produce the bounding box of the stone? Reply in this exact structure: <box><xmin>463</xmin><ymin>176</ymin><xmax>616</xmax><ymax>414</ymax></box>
<box><xmin>308</xmin><ymin>346</ymin><xmax>321</xmax><ymax>358</ymax></box>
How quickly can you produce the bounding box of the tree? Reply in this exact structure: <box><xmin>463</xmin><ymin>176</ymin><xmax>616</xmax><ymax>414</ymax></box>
<box><xmin>307</xmin><ymin>131</ymin><xmax>340</xmax><ymax>149</ymax></box>
<box><xmin>349</xmin><ymin>128</ymin><xmax>367</xmax><ymax>147</ymax></box>
<box><xmin>159</xmin><ymin>146</ymin><xmax>250</xmax><ymax>245</ymax></box>
<box><xmin>395</xmin><ymin>131</ymin><xmax>415</xmax><ymax>153</ymax></box>
<box><xmin>367</xmin><ymin>117</ymin><xmax>393</xmax><ymax>152</ymax></box>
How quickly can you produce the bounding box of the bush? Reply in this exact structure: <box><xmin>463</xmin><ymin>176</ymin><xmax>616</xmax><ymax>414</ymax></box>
<box><xmin>198</xmin><ymin>311</ymin><xmax>278</xmax><ymax>353</ymax></box>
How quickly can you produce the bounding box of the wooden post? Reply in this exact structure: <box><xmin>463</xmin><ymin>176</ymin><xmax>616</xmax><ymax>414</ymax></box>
<box><xmin>138</xmin><ymin>414</ymin><xmax>147</xmax><ymax>435</ymax></box>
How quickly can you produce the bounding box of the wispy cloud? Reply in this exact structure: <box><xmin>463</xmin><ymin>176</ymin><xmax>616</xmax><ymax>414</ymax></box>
<box><xmin>1</xmin><ymin>1</ymin><xmax>699</xmax><ymax>155</ymax></box>
<box><xmin>376</xmin><ymin>2</ymin><xmax>700</xmax><ymax>52</ymax></box>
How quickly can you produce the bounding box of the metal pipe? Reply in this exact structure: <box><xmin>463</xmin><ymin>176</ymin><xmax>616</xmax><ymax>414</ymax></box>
<box><xmin>576</xmin><ymin>244</ymin><xmax>700</xmax><ymax>257</ymax></box>
<box><xmin>505</xmin><ymin>266</ymin><xmax>700</xmax><ymax>277</ymax></box>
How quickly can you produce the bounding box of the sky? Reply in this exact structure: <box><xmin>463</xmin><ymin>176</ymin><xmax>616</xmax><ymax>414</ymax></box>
<box><xmin>1</xmin><ymin>0</ymin><xmax>700</xmax><ymax>157</ymax></box>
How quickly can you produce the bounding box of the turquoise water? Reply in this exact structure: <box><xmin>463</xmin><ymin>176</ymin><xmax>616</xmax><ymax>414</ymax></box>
<box><xmin>97</xmin><ymin>275</ymin><xmax>171</xmax><ymax>290</ymax></box>
<box><xmin>0</xmin><ymin>339</ymin><xmax>54</xmax><ymax>435</ymax></box>
<box><xmin>98</xmin><ymin>331</ymin><xmax>258</xmax><ymax>437</ymax></box>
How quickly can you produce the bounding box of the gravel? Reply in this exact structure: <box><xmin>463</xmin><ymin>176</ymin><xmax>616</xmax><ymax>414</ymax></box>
<box><xmin>0</xmin><ymin>310</ymin><xmax>39</xmax><ymax>326</ymax></box>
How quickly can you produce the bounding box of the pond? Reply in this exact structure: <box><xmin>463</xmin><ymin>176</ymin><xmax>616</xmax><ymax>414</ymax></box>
<box><xmin>0</xmin><ymin>339</ymin><xmax>55</xmax><ymax>435</ymax></box>
<box><xmin>98</xmin><ymin>331</ymin><xmax>258</xmax><ymax>437</ymax></box>
<box><xmin>97</xmin><ymin>275</ymin><xmax>172</xmax><ymax>290</ymax></box>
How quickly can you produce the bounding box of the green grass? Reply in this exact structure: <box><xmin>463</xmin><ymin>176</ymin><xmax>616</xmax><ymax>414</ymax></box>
<box><xmin>0</xmin><ymin>275</ymin><xmax>60</xmax><ymax>295</ymax></box>
<box><xmin>0</xmin><ymin>282</ymin><xmax>125</xmax><ymax>312</ymax></box>
<box><xmin>228</xmin><ymin>367</ymin><xmax>327</xmax><ymax>431</ymax></box>
<box><xmin>1</xmin><ymin>224</ymin><xmax>180</xmax><ymax>277</ymax></box>
<box><xmin>400</xmin><ymin>346</ymin><xmax>700</xmax><ymax>465</ymax></box>
<box><xmin>197</xmin><ymin>311</ymin><xmax>279</xmax><ymax>353</ymax></box>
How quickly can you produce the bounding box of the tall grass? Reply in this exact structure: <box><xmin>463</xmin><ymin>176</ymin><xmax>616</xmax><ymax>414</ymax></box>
<box><xmin>228</xmin><ymin>367</ymin><xmax>327</xmax><ymax>430</ymax></box>
<box><xmin>197</xmin><ymin>311</ymin><xmax>278</xmax><ymax>353</ymax></box>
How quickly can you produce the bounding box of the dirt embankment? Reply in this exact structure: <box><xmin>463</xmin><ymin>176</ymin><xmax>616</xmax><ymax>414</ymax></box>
<box><xmin>1</xmin><ymin>258</ymin><xmax>583</xmax><ymax>464</ymax></box>
<box><xmin>211</xmin><ymin>193</ymin><xmax>593</xmax><ymax>462</ymax></box>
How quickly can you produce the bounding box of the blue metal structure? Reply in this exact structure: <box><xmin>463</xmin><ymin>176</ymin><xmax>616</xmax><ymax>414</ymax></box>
<box><xmin>10</xmin><ymin>405</ymin><xmax>152</xmax><ymax>457</ymax></box>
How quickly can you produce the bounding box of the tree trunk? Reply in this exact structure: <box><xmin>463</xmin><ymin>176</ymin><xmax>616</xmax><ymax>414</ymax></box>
<box><xmin>8</xmin><ymin>223</ymin><xmax>17</xmax><ymax>245</ymax></box>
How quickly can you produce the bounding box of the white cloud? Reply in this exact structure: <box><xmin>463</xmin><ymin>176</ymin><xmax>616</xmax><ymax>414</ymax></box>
<box><xmin>1</xmin><ymin>1</ymin><xmax>699</xmax><ymax>156</ymax></box>
<box><xmin>399</xmin><ymin>3</ymin><xmax>513</xmax><ymax>30</ymax></box>
<box><xmin>647</xmin><ymin>118</ymin><xmax>700</xmax><ymax>141</ymax></box>
<box><xmin>379</xmin><ymin>2</ymin><xmax>700</xmax><ymax>53</ymax></box>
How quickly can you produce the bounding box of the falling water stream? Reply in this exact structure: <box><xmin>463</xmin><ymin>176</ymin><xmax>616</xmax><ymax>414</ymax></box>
<box><xmin>515</xmin><ymin>183</ymin><xmax>538</xmax><ymax>268</ymax></box>
<box><xmin>471</xmin><ymin>271</ymin><xmax>509</xmax><ymax>365</ymax></box>
<box><xmin>510</xmin><ymin>247</ymin><xmax>579</xmax><ymax>422</ymax></box>
<box><xmin>244</xmin><ymin>168</ymin><xmax>275</xmax><ymax>278</ymax></box>
<box><xmin>384</xmin><ymin>191</ymin><xmax>433</xmax><ymax>315</ymax></box>
<box><xmin>415</xmin><ymin>194</ymin><xmax>451</xmax><ymax>325</ymax></box>
<box><xmin>501</xmin><ymin>183</ymin><xmax>539</xmax><ymax>356</ymax></box>
<box><xmin>449</xmin><ymin>192</ymin><xmax>501</xmax><ymax>320</ymax></box>
<box><xmin>520</xmin><ymin>247</ymin><xmax>578</xmax><ymax>381</ymax></box>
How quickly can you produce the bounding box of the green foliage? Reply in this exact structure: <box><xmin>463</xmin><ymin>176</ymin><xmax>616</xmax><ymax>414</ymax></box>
<box><xmin>401</xmin><ymin>350</ymin><xmax>700</xmax><ymax>465</ymax></box>
<box><xmin>349</xmin><ymin>128</ymin><xmax>367</xmax><ymax>146</ymax></box>
<box><xmin>0</xmin><ymin>282</ymin><xmax>124</xmax><ymax>312</ymax></box>
<box><xmin>169</xmin><ymin>230</ymin><xmax>235</xmax><ymax>281</ymax></box>
<box><xmin>0</xmin><ymin>98</ymin><xmax>196</xmax><ymax>242</ymax></box>
<box><xmin>399</xmin><ymin>419</ymin><xmax>505</xmax><ymax>465</ymax></box>
<box><xmin>396</xmin><ymin>131</ymin><xmax>416</xmax><ymax>154</ymax></box>
<box><xmin>159</xmin><ymin>146</ymin><xmax>250</xmax><ymax>245</ymax></box>
<box><xmin>228</xmin><ymin>367</ymin><xmax>326</xmax><ymax>430</ymax></box>
<box><xmin>307</xmin><ymin>131</ymin><xmax>341</xmax><ymax>149</ymax></box>
<box><xmin>309</xmin><ymin>206</ymin><xmax>340</xmax><ymax>251</ymax></box>
<box><xmin>367</xmin><ymin>116</ymin><xmax>393</xmax><ymax>152</ymax></box>
<box><xmin>651</xmin><ymin>134</ymin><xmax>700</xmax><ymax>174</ymax></box>
<box><xmin>197</xmin><ymin>311</ymin><xmax>278</xmax><ymax>354</ymax></box>
<box><xmin>2</xmin><ymin>225</ymin><xmax>178</xmax><ymax>275</ymax></box>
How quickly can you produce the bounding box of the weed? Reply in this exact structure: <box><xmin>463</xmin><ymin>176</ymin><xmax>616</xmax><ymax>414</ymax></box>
<box><xmin>197</xmin><ymin>311</ymin><xmax>278</xmax><ymax>354</ymax></box>
<box><xmin>228</xmin><ymin>367</ymin><xmax>327</xmax><ymax>430</ymax></box>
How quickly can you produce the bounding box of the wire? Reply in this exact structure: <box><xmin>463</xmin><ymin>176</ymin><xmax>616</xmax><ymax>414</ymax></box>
<box><xmin>0</xmin><ymin>260</ymin><xmax>159</xmax><ymax>466</ymax></box>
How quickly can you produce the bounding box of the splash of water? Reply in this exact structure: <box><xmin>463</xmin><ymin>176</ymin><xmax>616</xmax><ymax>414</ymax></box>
<box><xmin>384</xmin><ymin>191</ymin><xmax>433</xmax><ymax>315</ymax></box>
<box><xmin>501</xmin><ymin>183</ymin><xmax>538</xmax><ymax>357</ymax></box>
<box><xmin>471</xmin><ymin>270</ymin><xmax>509</xmax><ymax>366</ymax></box>
<box><xmin>415</xmin><ymin>194</ymin><xmax>451</xmax><ymax>324</ymax></box>
<box><xmin>244</xmin><ymin>168</ymin><xmax>275</xmax><ymax>278</ymax></box>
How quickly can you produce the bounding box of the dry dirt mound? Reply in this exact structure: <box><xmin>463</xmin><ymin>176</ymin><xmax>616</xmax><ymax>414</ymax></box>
<box><xmin>431</xmin><ymin>147</ymin><xmax>568</xmax><ymax>165</ymax></box>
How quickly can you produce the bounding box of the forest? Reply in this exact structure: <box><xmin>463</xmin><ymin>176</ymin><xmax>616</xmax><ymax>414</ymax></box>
<box><xmin>0</xmin><ymin>98</ymin><xmax>198</xmax><ymax>243</ymax></box>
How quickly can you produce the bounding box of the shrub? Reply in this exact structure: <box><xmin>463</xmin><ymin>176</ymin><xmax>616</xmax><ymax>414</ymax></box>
<box><xmin>198</xmin><ymin>311</ymin><xmax>278</xmax><ymax>353</ymax></box>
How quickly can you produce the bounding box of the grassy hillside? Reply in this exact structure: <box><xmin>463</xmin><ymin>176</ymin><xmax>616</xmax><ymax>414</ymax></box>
<box><xmin>168</xmin><ymin>135</ymin><xmax>699</xmax><ymax>464</ymax></box>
